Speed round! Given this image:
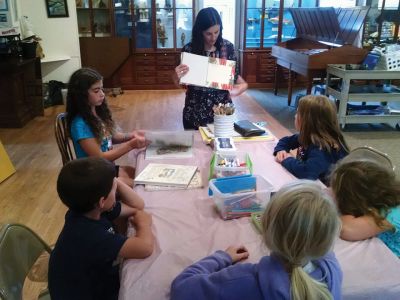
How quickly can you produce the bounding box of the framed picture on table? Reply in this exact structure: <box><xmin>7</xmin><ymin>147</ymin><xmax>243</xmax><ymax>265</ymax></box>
<box><xmin>45</xmin><ymin>0</ymin><xmax>69</xmax><ymax>18</ymax></box>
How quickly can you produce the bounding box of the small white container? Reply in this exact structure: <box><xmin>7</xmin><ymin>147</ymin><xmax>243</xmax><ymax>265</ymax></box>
<box><xmin>214</xmin><ymin>114</ymin><xmax>235</xmax><ymax>137</ymax></box>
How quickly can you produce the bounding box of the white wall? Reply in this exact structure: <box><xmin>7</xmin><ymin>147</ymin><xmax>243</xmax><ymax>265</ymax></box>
<box><xmin>18</xmin><ymin>0</ymin><xmax>81</xmax><ymax>83</ymax></box>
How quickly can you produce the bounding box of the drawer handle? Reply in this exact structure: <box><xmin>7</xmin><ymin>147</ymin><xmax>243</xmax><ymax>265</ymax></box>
<box><xmin>144</xmin><ymin>53</ymin><xmax>147</xmax><ymax>57</ymax></box>
<box><xmin>164</xmin><ymin>53</ymin><xmax>167</xmax><ymax>56</ymax></box>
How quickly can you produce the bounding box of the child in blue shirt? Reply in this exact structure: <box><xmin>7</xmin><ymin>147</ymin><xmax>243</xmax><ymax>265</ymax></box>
<box><xmin>274</xmin><ymin>95</ymin><xmax>349</xmax><ymax>184</ymax></box>
<box><xmin>330</xmin><ymin>159</ymin><xmax>400</xmax><ymax>257</ymax></box>
<box><xmin>171</xmin><ymin>180</ymin><xmax>342</xmax><ymax>300</ymax></box>
<box><xmin>66</xmin><ymin>67</ymin><xmax>149</xmax><ymax>186</ymax></box>
<box><xmin>48</xmin><ymin>157</ymin><xmax>154</xmax><ymax>300</ymax></box>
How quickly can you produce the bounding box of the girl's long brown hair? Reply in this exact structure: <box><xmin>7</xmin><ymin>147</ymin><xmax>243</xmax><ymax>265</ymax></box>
<box><xmin>330</xmin><ymin>160</ymin><xmax>400</xmax><ymax>228</ymax></box>
<box><xmin>297</xmin><ymin>95</ymin><xmax>349</xmax><ymax>153</ymax></box>
<box><xmin>66</xmin><ymin>68</ymin><xmax>114</xmax><ymax>142</ymax></box>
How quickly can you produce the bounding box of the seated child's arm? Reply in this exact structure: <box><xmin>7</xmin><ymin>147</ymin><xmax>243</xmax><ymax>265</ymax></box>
<box><xmin>79</xmin><ymin>135</ymin><xmax>148</xmax><ymax>161</ymax></box>
<box><xmin>119</xmin><ymin>210</ymin><xmax>154</xmax><ymax>259</ymax></box>
<box><xmin>280</xmin><ymin>146</ymin><xmax>328</xmax><ymax>180</ymax></box>
<box><xmin>116</xmin><ymin>178</ymin><xmax>145</xmax><ymax>210</ymax></box>
<box><xmin>112</xmin><ymin>129</ymin><xmax>148</xmax><ymax>145</ymax></box>
<box><xmin>273</xmin><ymin>134</ymin><xmax>300</xmax><ymax>156</ymax></box>
<box><xmin>171</xmin><ymin>246</ymin><xmax>249</xmax><ymax>299</ymax></box>
<box><xmin>340</xmin><ymin>214</ymin><xmax>389</xmax><ymax>241</ymax></box>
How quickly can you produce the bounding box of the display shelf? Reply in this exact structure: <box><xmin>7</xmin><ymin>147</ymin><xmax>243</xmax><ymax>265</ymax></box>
<box><xmin>326</xmin><ymin>64</ymin><xmax>400</xmax><ymax>129</ymax></box>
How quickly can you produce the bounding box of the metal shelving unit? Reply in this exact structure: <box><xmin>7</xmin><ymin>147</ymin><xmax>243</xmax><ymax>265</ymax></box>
<box><xmin>326</xmin><ymin>64</ymin><xmax>400</xmax><ymax>129</ymax></box>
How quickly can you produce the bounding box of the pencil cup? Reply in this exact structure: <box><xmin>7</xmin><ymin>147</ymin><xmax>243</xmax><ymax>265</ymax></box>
<box><xmin>214</xmin><ymin>114</ymin><xmax>235</xmax><ymax>137</ymax></box>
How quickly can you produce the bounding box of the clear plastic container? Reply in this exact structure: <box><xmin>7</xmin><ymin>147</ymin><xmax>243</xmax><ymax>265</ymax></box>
<box><xmin>209</xmin><ymin>175</ymin><xmax>274</xmax><ymax>220</ymax></box>
<box><xmin>209</xmin><ymin>151</ymin><xmax>252</xmax><ymax>179</ymax></box>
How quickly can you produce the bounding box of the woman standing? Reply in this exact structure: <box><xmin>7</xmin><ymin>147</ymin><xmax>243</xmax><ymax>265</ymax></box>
<box><xmin>175</xmin><ymin>7</ymin><xmax>248</xmax><ymax>129</ymax></box>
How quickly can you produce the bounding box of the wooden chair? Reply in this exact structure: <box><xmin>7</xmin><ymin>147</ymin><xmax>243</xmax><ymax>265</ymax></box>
<box><xmin>54</xmin><ymin>112</ymin><xmax>75</xmax><ymax>166</ymax></box>
<box><xmin>0</xmin><ymin>223</ymin><xmax>52</xmax><ymax>300</ymax></box>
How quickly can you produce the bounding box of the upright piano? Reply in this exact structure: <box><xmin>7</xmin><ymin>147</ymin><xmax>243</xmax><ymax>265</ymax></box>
<box><xmin>271</xmin><ymin>7</ymin><xmax>369</xmax><ymax>105</ymax></box>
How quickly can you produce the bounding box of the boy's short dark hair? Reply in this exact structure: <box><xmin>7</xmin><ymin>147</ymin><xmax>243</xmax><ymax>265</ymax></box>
<box><xmin>57</xmin><ymin>157</ymin><xmax>116</xmax><ymax>213</ymax></box>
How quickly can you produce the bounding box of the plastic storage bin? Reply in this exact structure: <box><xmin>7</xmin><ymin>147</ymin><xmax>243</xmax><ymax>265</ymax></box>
<box><xmin>209</xmin><ymin>151</ymin><xmax>252</xmax><ymax>179</ymax></box>
<box><xmin>209</xmin><ymin>174</ymin><xmax>274</xmax><ymax>220</ymax></box>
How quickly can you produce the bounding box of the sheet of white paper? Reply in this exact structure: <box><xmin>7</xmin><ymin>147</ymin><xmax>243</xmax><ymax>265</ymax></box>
<box><xmin>180</xmin><ymin>53</ymin><xmax>208</xmax><ymax>86</ymax></box>
<box><xmin>207</xmin><ymin>63</ymin><xmax>233</xmax><ymax>85</ymax></box>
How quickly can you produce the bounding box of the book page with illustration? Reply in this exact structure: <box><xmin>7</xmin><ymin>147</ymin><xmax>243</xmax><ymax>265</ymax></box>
<box><xmin>180</xmin><ymin>52</ymin><xmax>236</xmax><ymax>90</ymax></box>
<box><xmin>134</xmin><ymin>163</ymin><xmax>198</xmax><ymax>187</ymax></box>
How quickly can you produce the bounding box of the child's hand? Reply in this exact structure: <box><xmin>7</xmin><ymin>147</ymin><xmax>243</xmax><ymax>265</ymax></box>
<box><xmin>225</xmin><ymin>245</ymin><xmax>249</xmax><ymax>263</ymax></box>
<box><xmin>128</xmin><ymin>135</ymin><xmax>149</xmax><ymax>149</ymax></box>
<box><xmin>130</xmin><ymin>210</ymin><xmax>152</xmax><ymax>229</ymax></box>
<box><xmin>275</xmin><ymin>150</ymin><xmax>292</xmax><ymax>163</ymax></box>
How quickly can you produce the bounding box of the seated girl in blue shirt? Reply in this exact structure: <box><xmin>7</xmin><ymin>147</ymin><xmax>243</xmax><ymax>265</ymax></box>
<box><xmin>330</xmin><ymin>159</ymin><xmax>400</xmax><ymax>257</ymax></box>
<box><xmin>171</xmin><ymin>180</ymin><xmax>342</xmax><ymax>300</ymax></box>
<box><xmin>274</xmin><ymin>95</ymin><xmax>349</xmax><ymax>184</ymax></box>
<box><xmin>66</xmin><ymin>68</ymin><xmax>149</xmax><ymax>186</ymax></box>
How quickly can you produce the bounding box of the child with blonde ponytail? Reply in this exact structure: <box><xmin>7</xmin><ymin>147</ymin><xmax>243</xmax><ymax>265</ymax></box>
<box><xmin>171</xmin><ymin>180</ymin><xmax>342</xmax><ymax>300</ymax></box>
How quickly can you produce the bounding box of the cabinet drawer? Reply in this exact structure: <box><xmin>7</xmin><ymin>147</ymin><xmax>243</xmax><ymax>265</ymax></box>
<box><xmin>259</xmin><ymin>58</ymin><xmax>274</xmax><ymax>65</ymax></box>
<box><xmin>157</xmin><ymin>70</ymin><xmax>174</xmax><ymax>78</ymax></box>
<box><xmin>257</xmin><ymin>74</ymin><xmax>274</xmax><ymax>83</ymax></box>
<box><xmin>135</xmin><ymin>65</ymin><xmax>156</xmax><ymax>71</ymax></box>
<box><xmin>157</xmin><ymin>77</ymin><xmax>174</xmax><ymax>84</ymax></box>
<box><xmin>259</xmin><ymin>64</ymin><xmax>275</xmax><ymax>72</ymax></box>
<box><xmin>157</xmin><ymin>65</ymin><xmax>174</xmax><ymax>71</ymax></box>
<box><xmin>136</xmin><ymin>71</ymin><xmax>157</xmax><ymax>77</ymax></box>
<box><xmin>136</xmin><ymin>77</ymin><xmax>156</xmax><ymax>84</ymax></box>
<box><xmin>157</xmin><ymin>53</ymin><xmax>178</xmax><ymax>65</ymax></box>
<box><xmin>135</xmin><ymin>54</ymin><xmax>156</xmax><ymax>65</ymax></box>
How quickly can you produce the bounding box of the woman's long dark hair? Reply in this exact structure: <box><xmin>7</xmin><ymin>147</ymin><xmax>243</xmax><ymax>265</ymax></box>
<box><xmin>191</xmin><ymin>7</ymin><xmax>223</xmax><ymax>55</ymax></box>
<box><xmin>66</xmin><ymin>68</ymin><xmax>114</xmax><ymax>141</ymax></box>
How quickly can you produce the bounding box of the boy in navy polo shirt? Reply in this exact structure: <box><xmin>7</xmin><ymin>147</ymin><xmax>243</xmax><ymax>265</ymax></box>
<box><xmin>49</xmin><ymin>157</ymin><xmax>154</xmax><ymax>300</ymax></box>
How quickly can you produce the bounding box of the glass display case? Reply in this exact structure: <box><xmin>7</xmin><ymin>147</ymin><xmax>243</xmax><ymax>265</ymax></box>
<box><xmin>110</xmin><ymin>0</ymin><xmax>193</xmax><ymax>49</ymax></box>
<box><xmin>244</xmin><ymin>0</ymin><xmax>301</xmax><ymax>49</ymax></box>
<box><xmin>77</xmin><ymin>0</ymin><xmax>112</xmax><ymax>37</ymax></box>
<box><xmin>240</xmin><ymin>0</ymin><xmax>316</xmax><ymax>88</ymax></box>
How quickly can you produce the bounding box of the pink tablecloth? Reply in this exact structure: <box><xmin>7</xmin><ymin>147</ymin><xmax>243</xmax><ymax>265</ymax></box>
<box><xmin>119</xmin><ymin>133</ymin><xmax>400</xmax><ymax>300</ymax></box>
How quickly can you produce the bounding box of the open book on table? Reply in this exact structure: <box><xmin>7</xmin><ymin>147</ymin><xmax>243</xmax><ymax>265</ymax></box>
<box><xmin>145</xmin><ymin>131</ymin><xmax>194</xmax><ymax>160</ymax></box>
<box><xmin>144</xmin><ymin>170</ymin><xmax>203</xmax><ymax>191</ymax></box>
<box><xmin>179</xmin><ymin>52</ymin><xmax>236</xmax><ymax>90</ymax></box>
<box><xmin>134</xmin><ymin>163</ymin><xmax>198</xmax><ymax>188</ymax></box>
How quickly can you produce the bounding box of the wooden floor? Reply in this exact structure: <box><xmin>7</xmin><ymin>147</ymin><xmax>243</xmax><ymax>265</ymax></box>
<box><xmin>0</xmin><ymin>90</ymin><xmax>290</xmax><ymax>245</ymax></box>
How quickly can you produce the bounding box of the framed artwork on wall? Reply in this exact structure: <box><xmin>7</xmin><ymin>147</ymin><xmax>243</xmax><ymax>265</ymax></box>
<box><xmin>45</xmin><ymin>0</ymin><xmax>69</xmax><ymax>18</ymax></box>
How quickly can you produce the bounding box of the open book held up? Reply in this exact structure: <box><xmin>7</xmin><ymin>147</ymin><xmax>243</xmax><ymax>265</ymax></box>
<box><xmin>180</xmin><ymin>52</ymin><xmax>236</xmax><ymax>90</ymax></box>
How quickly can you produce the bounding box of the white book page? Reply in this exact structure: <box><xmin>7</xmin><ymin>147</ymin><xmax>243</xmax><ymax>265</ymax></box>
<box><xmin>135</xmin><ymin>163</ymin><xmax>197</xmax><ymax>187</ymax></box>
<box><xmin>207</xmin><ymin>63</ymin><xmax>233</xmax><ymax>86</ymax></box>
<box><xmin>180</xmin><ymin>52</ymin><xmax>208</xmax><ymax>86</ymax></box>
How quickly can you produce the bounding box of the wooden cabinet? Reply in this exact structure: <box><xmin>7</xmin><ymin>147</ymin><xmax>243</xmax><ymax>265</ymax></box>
<box><xmin>76</xmin><ymin>0</ymin><xmax>113</xmax><ymax>37</ymax></box>
<box><xmin>78</xmin><ymin>0</ymin><xmax>194</xmax><ymax>89</ymax></box>
<box><xmin>240</xmin><ymin>49</ymin><xmax>277</xmax><ymax>88</ymax></box>
<box><xmin>239</xmin><ymin>0</ymin><xmax>310</xmax><ymax>88</ymax></box>
<box><xmin>0</xmin><ymin>58</ymin><xmax>43</xmax><ymax>128</ymax></box>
